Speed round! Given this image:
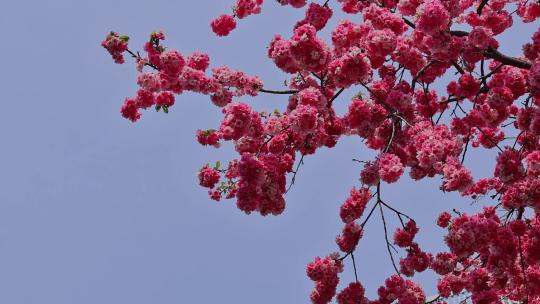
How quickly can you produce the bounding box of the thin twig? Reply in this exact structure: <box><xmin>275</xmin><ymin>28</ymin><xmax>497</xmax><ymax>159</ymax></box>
<box><xmin>327</xmin><ymin>87</ymin><xmax>345</xmax><ymax>108</ymax></box>
<box><xmin>351</xmin><ymin>253</ymin><xmax>359</xmax><ymax>282</ymax></box>
<box><xmin>378</xmin><ymin>200</ymin><xmax>401</xmax><ymax>276</ymax></box>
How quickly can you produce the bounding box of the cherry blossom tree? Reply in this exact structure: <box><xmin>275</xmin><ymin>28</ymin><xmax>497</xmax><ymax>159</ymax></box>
<box><xmin>102</xmin><ymin>0</ymin><xmax>540</xmax><ymax>303</ymax></box>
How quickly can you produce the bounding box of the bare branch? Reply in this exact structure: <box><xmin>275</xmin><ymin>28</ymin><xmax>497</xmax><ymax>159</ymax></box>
<box><xmin>259</xmin><ymin>88</ymin><xmax>299</xmax><ymax>95</ymax></box>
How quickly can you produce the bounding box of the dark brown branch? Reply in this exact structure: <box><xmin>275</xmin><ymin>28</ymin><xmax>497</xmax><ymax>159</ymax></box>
<box><xmin>461</xmin><ymin>128</ymin><xmax>473</xmax><ymax>165</ymax></box>
<box><xmin>402</xmin><ymin>17</ymin><xmax>416</xmax><ymax>29</ymax></box>
<box><xmin>126</xmin><ymin>49</ymin><xmax>159</xmax><ymax>70</ymax></box>
<box><xmin>451</xmin><ymin>60</ymin><xmax>465</xmax><ymax>75</ymax></box>
<box><xmin>484</xmin><ymin>46</ymin><xmax>532</xmax><ymax>70</ymax></box>
<box><xmin>258</xmin><ymin>88</ymin><xmax>299</xmax><ymax>95</ymax></box>
<box><xmin>449</xmin><ymin>30</ymin><xmax>469</xmax><ymax>37</ymax></box>
<box><xmin>425</xmin><ymin>295</ymin><xmax>442</xmax><ymax>304</ymax></box>
<box><xmin>327</xmin><ymin>87</ymin><xmax>345</xmax><ymax>108</ymax></box>
<box><xmin>351</xmin><ymin>253</ymin><xmax>359</xmax><ymax>282</ymax></box>
<box><xmin>360</xmin><ymin>195</ymin><xmax>380</xmax><ymax>229</ymax></box>
<box><xmin>384</xmin><ymin>121</ymin><xmax>397</xmax><ymax>153</ymax></box>
<box><xmin>286</xmin><ymin>152</ymin><xmax>305</xmax><ymax>193</ymax></box>
<box><xmin>378</xmin><ymin>200</ymin><xmax>401</xmax><ymax>276</ymax></box>
<box><xmin>477</xmin><ymin>0</ymin><xmax>489</xmax><ymax>15</ymax></box>
<box><xmin>285</xmin><ymin>136</ymin><xmax>311</xmax><ymax>193</ymax></box>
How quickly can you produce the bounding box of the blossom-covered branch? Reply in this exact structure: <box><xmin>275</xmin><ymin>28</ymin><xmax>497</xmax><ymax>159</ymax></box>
<box><xmin>102</xmin><ymin>0</ymin><xmax>540</xmax><ymax>303</ymax></box>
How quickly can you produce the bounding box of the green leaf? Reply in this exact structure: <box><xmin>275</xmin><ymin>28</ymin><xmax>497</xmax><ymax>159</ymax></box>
<box><xmin>155</xmin><ymin>105</ymin><xmax>161</xmax><ymax>112</ymax></box>
<box><xmin>119</xmin><ymin>35</ymin><xmax>130</xmax><ymax>42</ymax></box>
<box><xmin>163</xmin><ymin>106</ymin><xmax>169</xmax><ymax>114</ymax></box>
<box><xmin>215</xmin><ymin>161</ymin><xmax>221</xmax><ymax>170</ymax></box>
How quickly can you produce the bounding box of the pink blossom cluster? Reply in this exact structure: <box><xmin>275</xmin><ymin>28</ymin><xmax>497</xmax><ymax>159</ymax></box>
<box><xmin>104</xmin><ymin>32</ymin><xmax>269</xmax><ymax>122</ymax></box>
<box><xmin>377</xmin><ymin>275</ymin><xmax>426</xmax><ymax>304</ymax></box>
<box><xmin>432</xmin><ymin>208</ymin><xmax>540</xmax><ymax>302</ymax></box>
<box><xmin>306</xmin><ymin>254</ymin><xmax>343</xmax><ymax>304</ymax></box>
<box><xmin>267</xmin><ymin>24</ymin><xmax>331</xmax><ymax>73</ymax></box>
<box><xmin>198</xmin><ymin>164</ymin><xmax>221</xmax><ymax>188</ymax></box>
<box><xmin>295</xmin><ymin>3</ymin><xmax>333</xmax><ymax>31</ymax></box>
<box><xmin>377</xmin><ymin>153</ymin><xmax>404</xmax><ymax>183</ymax></box>
<box><xmin>233</xmin><ymin>0</ymin><xmax>263</xmax><ymax>19</ymax></box>
<box><xmin>336</xmin><ymin>282</ymin><xmax>368</xmax><ymax>304</ymax></box>
<box><xmin>101</xmin><ymin>32</ymin><xmax>129</xmax><ymax>64</ymax></box>
<box><xmin>339</xmin><ymin>187</ymin><xmax>371</xmax><ymax>223</ymax></box>
<box><xmin>211</xmin><ymin>15</ymin><xmax>236</xmax><ymax>36</ymax></box>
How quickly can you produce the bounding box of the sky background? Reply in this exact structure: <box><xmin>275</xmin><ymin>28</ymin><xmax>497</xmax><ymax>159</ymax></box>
<box><xmin>0</xmin><ymin>1</ymin><xmax>536</xmax><ymax>303</ymax></box>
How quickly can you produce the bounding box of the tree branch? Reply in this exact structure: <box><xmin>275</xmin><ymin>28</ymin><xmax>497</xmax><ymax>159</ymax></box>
<box><xmin>258</xmin><ymin>88</ymin><xmax>299</xmax><ymax>95</ymax></box>
<box><xmin>484</xmin><ymin>46</ymin><xmax>532</xmax><ymax>70</ymax></box>
<box><xmin>402</xmin><ymin>17</ymin><xmax>416</xmax><ymax>29</ymax></box>
<box><xmin>477</xmin><ymin>0</ymin><xmax>489</xmax><ymax>15</ymax></box>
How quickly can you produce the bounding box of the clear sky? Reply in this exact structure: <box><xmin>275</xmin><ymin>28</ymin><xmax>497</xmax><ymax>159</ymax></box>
<box><xmin>0</xmin><ymin>1</ymin><xmax>535</xmax><ymax>303</ymax></box>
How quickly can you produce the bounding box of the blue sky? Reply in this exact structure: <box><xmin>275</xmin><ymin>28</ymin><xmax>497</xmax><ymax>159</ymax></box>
<box><xmin>0</xmin><ymin>1</ymin><xmax>535</xmax><ymax>303</ymax></box>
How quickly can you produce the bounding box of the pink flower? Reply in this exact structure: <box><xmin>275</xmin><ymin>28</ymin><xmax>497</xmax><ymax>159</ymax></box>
<box><xmin>268</xmin><ymin>35</ymin><xmax>300</xmax><ymax>73</ymax></box>
<box><xmin>377</xmin><ymin>275</ymin><xmax>426</xmax><ymax>304</ymax></box>
<box><xmin>211</xmin><ymin>15</ymin><xmax>237</xmax><ymax>36</ymax></box>
<box><xmin>101</xmin><ymin>32</ymin><xmax>128</xmax><ymax>64</ymax></box>
<box><xmin>220</xmin><ymin>102</ymin><xmax>256</xmax><ymax>140</ymax></box>
<box><xmin>346</xmin><ymin>99</ymin><xmax>387</xmax><ymax>138</ymax></box>
<box><xmin>186</xmin><ymin>52</ymin><xmax>210</xmax><ymax>71</ymax></box>
<box><xmin>208</xmin><ymin>189</ymin><xmax>222</xmax><ymax>201</ymax></box>
<box><xmin>212</xmin><ymin>66</ymin><xmax>263</xmax><ymax>96</ymax></box>
<box><xmin>306</xmin><ymin>255</ymin><xmax>343</xmax><ymax>304</ymax></box>
<box><xmin>510</xmin><ymin>219</ymin><xmax>528</xmax><ymax>236</ymax></box>
<box><xmin>494</xmin><ymin>149</ymin><xmax>525</xmax><ymax>184</ymax></box>
<box><xmin>394</xmin><ymin>220</ymin><xmax>418</xmax><ymax>247</ymax></box>
<box><xmin>339</xmin><ymin>187</ymin><xmax>372</xmax><ymax>223</ymax></box>
<box><xmin>467</xmin><ymin>26</ymin><xmax>492</xmax><ymax>49</ymax></box>
<box><xmin>289</xmin><ymin>24</ymin><xmax>330</xmax><ymax>72</ymax></box>
<box><xmin>198</xmin><ymin>164</ymin><xmax>221</xmax><ymax>188</ymax></box>
<box><xmin>295</xmin><ymin>3</ymin><xmax>333</xmax><ymax>31</ymax></box>
<box><xmin>234</xmin><ymin>0</ymin><xmax>263</xmax><ymax>19</ymax></box>
<box><xmin>457</xmin><ymin>74</ymin><xmax>481</xmax><ymax>97</ymax></box>
<box><xmin>336</xmin><ymin>221</ymin><xmax>363</xmax><ymax>253</ymax></box>
<box><xmin>530</xmin><ymin>61</ymin><xmax>540</xmax><ymax>98</ymax></box>
<box><xmin>289</xmin><ymin>104</ymin><xmax>319</xmax><ymax>133</ymax></box>
<box><xmin>137</xmin><ymin>72</ymin><xmax>161</xmax><ymax>92</ymax></box>
<box><xmin>430</xmin><ymin>252</ymin><xmax>457</xmax><ymax>275</ymax></box>
<box><xmin>135</xmin><ymin>89</ymin><xmax>155</xmax><ymax>109</ymax></box>
<box><xmin>415</xmin><ymin>0</ymin><xmax>450</xmax><ymax>35</ymax></box>
<box><xmin>155</xmin><ymin>91</ymin><xmax>175</xmax><ymax>107</ymax></box>
<box><xmin>367</xmin><ymin>29</ymin><xmax>397</xmax><ymax>58</ymax></box>
<box><xmin>399</xmin><ymin>243</ymin><xmax>432</xmax><ymax>276</ymax></box>
<box><xmin>526</xmin><ymin>150</ymin><xmax>540</xmax><ymax>177</ymax></box>
<box><xmin>441</xmin><ymin>158</ymin><xmax>473</xmax><ymax>192</ymax></box>
<box><xmin>336</xmin><ymin>282</ymin><xmax>365</xmax><ymax>304</ymax></box>
<box><xmin>378</xmin><ymin>153</ymin><xmax>404</xmax><ymax>183</ymax></box>
<box><xmin>211</xmin><ymin>88</ymin><xmax>233</xmax><ymax>107</ymax></box>
<box><xmin>196</xmin><ymin>129</ymin><xmax>221</xmax><ymax>148</ymax></box>
<box><xmin>360</xmin><ymin>161</ymin><xmax>381</xmax><ymax>186</ymax></box>
<box><xmin>328</xmin><ymin>47</ymin><xmax>372</xmax><ymax>88</ymax></box>
<box><xmin>298</xmin><ymin>87</ymin><xmax>326</xmax><ymax>109</ymax></box>
<box><xmin>121</xmin><ymin>98</ymin><xmax>141</xmax><ymax>122</ymax></box>
<box><xmin>159</xmin><ymin>49</ymin><xmax>185</xmax><ymax>76</ymax></box>
<box><xmin>436</xmin><ymin>211</ymin><xmax>452</xmax><ymax>228</ymax></box>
